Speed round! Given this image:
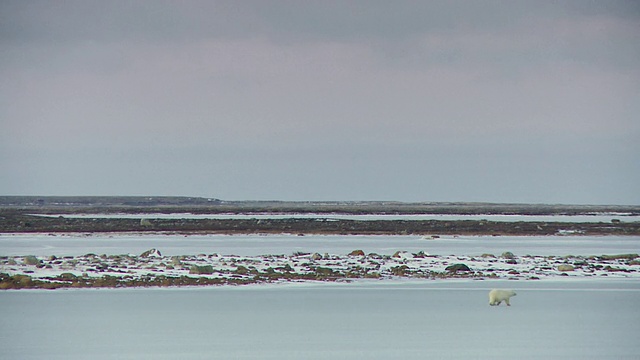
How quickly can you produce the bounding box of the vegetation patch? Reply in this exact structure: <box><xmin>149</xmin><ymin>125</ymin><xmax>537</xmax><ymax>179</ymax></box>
<box><xmin>189</xmin><ymin>265</ymin><xmax>215</xmax><ymax>275</ymax></box>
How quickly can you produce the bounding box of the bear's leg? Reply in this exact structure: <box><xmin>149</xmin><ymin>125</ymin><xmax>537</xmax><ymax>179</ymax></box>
<box><xmin>505</xmin><ymin>298</ymin><xmax>511</xmax><ymax>306</ymax></box>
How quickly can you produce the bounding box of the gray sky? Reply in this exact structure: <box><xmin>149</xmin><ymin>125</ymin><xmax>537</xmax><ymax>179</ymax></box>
<box><xmin>1</xmin><ymin>1</ymin><xmax>639</xmax><ymax>204</ymax></box>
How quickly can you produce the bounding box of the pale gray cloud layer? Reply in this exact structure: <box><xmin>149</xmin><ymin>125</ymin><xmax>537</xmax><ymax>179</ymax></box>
<box><xmin>1</xmin><ymin>1</ymin><xmax>639</xmax><ymax>204</ymax></box>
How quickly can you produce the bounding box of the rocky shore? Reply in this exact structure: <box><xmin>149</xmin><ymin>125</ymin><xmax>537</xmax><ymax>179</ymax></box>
<box><xmin>2</xmin><ymin>249</ymin><xmax>638</xmax><ymax>290</ymax></box>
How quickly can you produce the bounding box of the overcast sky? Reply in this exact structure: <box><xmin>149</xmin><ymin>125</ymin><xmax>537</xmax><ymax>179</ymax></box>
<box><xmin>1</xmin><ymin>1</ymin><xmax>639</xmax><ymax>204</ymax></box>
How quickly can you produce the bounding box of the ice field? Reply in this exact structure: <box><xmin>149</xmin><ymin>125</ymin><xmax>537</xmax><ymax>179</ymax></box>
<box><xmin>1</xmin><ymin>279</ymin><xmax>639</xmax><ymax>359</ymax></box>
<box><xmin>1</xmin><ymin>233</ymin><xmax>640</xmax><ymax>257</ymax></box>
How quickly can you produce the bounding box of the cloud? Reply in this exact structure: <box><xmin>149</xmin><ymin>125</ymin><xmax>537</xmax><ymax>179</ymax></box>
<box><xmin>1</xmin><ymin>1</ymin><xmax>638</xmax><ymax>203</ymax></box>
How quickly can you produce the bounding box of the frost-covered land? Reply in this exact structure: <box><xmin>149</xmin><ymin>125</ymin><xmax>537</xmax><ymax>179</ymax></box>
<box><xmin>2</xmin><ymin>244</ymin><xmax>639</xmax><ymax>289</ymax></box>
<box><xmin>2</xmin><ymin>232</ymin><xmax>640</xmax><ymax>289</ymax></box>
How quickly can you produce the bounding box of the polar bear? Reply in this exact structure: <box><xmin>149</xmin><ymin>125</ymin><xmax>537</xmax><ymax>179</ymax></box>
<box><xmin>489</xmin><ymin>289</ymin><xmax>517</xmax><ymax>306</ymax></box>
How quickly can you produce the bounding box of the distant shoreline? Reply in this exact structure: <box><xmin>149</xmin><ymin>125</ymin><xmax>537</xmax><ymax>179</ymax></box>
<box><xmin>1</xmin><ymin>197</ymin><xmax>639</xmax><ymax>236</ymax></box>
<box><xmin>2</xmin><ymin>216</ymin><xmax>639</xmax><ymax>236</ymax></box>
<box><xmin>2</xmin><ymin>196</ymin><xmax>639</xmax><ymax>214</ymax></box>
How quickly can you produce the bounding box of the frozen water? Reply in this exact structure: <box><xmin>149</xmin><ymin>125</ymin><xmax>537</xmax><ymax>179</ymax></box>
<box><xmin>1</xmin><ymin>233</ymin><xmax>639</xmax><ymax>257</ymax></box>
<box><xmin>0</xmin><ymin>279</ymin><xmax>638</xmax><ymax>359</ymax></box>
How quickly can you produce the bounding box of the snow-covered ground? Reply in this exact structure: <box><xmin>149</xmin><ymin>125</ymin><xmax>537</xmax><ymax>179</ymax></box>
<box><xmin>1</xmin><ymin>233</ymin><xmax>640</xmax><ymax>257</ymax></box>
<box><xmin>1</xmin><ymin>279</ymin><xmax>638</xmax><ymax>360</ymax></box>
<box><xmin>2</xmin><ymin>246</ymin><xmax>639</xmax><ymax>286</ymax></box>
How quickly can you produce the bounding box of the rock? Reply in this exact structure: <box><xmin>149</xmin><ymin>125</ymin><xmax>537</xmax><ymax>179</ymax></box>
<box><xmin>13</xmin><ymin>274</ymin><xmax>33</xmax><ymax>286</ymax></box>
<box><xmin>481</xmin><ymin>253</ymin><xmax>496</xmax><ymax>258</ymax></box>
<box><xmin>392</xmin><ymin>251</ymin><xmax>411</xmax><ymax>259</ymax></box>
<box><xmin>390</xmin><ymin>265</ymin><xmax>410</xmax><ymax>276</ymax></box>
<box><xmin>557</xmin><ymin>264</ymin><xmax>575</xmax><ymax>272</ymax></box>
<box><xmin>348</xmin><ymin>250</ymin><xmax>365</xmax><ymax>257</ymax></box>
<box><xmin>604</xmin><ymin>265</ymin><xmax>627</xmax><ymax>272</ymax></box>
<box><xmin>94</xmin><ymin>263</ymin><xmax>109</xmax><ymax>271</ymax></box>
<box><xmin>140</xmin><ymin>249</ymin><xmax>162</xmax><ymax>258</ymax></box>
<box><xmin>59</xmin><ymin>273</ymin><xmax>77</xmax><ymax>280</ymax></box>
<box><xmin>278</xmin><ymin>264</ymin><xmax>293</xmax><ymax>272</ymax></box>
<box><xmin>445</xmin><ymin>263</ymin><xmax>471</xmax><ymax>272</ymax></box>
<box><xmin>501</xmin><ymin>252</ymin><xmax>515</xmax><ymax>259</ymax></box>
<box><xmin>23</xmin><ymin>255</ymin><xmax>41</xmax><ymax>266</ymax></box>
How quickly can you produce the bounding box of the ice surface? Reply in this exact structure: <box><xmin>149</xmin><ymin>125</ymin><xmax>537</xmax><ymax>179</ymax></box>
<box><xmin>1</xmin><ymin>233</ymin><xmax>639</xmax><ymax>257</ymax></box>
<box><xmin>1</xmin><ymin>280</ymin><xmax>638</xmax><ymax>360</ymax></box>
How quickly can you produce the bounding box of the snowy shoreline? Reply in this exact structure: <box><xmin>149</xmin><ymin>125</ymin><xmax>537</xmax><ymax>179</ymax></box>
<box><xmin>2</xmin><ymin>247</ymin><xmax>638</xmax><ymax>290</ymax></box>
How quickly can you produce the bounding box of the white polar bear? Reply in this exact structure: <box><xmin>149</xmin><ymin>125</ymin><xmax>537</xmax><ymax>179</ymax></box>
<box><xmin>489</xmin><ymin>289</ymin><xmax>517</xmax><ymax>306</ymax></box>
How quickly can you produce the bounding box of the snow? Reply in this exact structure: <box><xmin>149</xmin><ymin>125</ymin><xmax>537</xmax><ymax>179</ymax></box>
<box><xmin>4</xmin><ymin>249</ymin><xmax>638</xmax><ymax>284</ymax></box>
<box><xmin>1</xmin><ymin>280</ymin><xmax>638</xmax><ymax>359</ymax></box>
<box><xmin>1</xmin><ymin>233</ymin><xmax>639</xmax><ymax>257</ymax></box>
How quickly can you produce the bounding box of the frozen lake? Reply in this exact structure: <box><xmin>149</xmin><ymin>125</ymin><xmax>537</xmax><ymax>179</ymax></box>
<box><xmin>1</xmin><ymin>233</ymin><xmax>639</xmax><ymax>257</ymax></box>
<box><xmin>1</xmin><ymin>279</ymin><xmax>638</xmax><ymax>360</ymax></box>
